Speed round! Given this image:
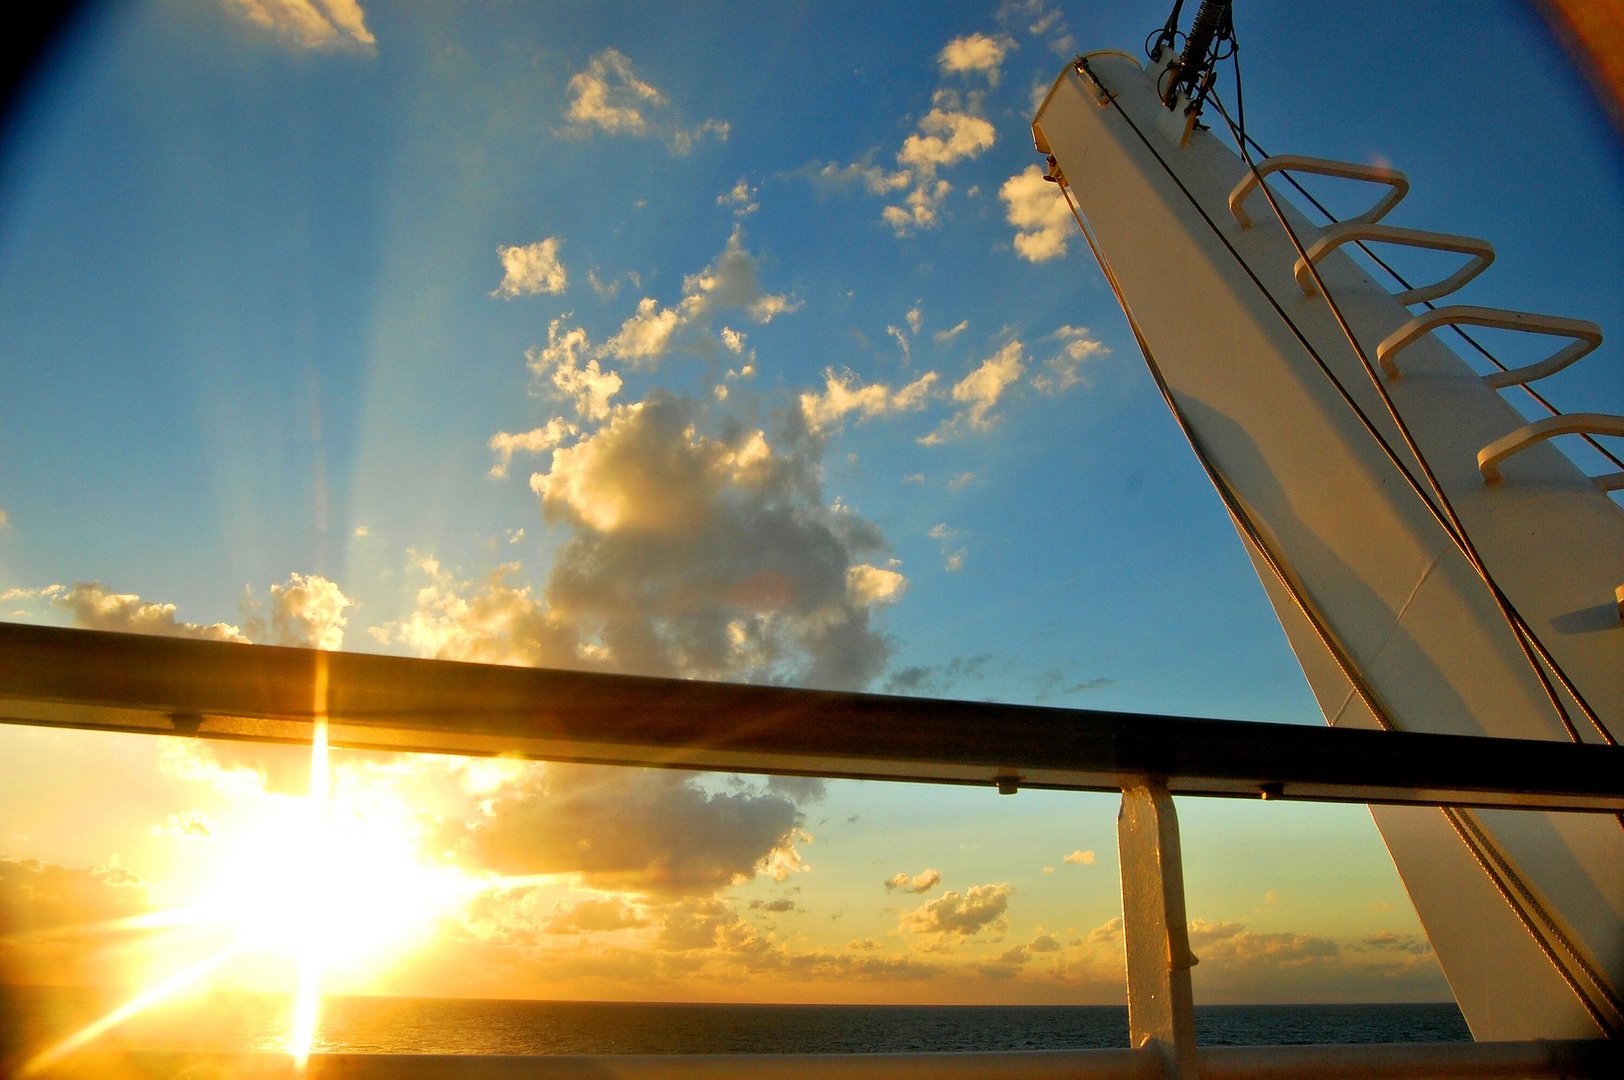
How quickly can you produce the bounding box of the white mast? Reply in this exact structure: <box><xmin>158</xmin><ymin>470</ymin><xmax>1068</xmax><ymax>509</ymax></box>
<box><xmin>1033</xmin><ymin>36</ymin><xmax>1622</xmax><ymax>1039</ymax></box>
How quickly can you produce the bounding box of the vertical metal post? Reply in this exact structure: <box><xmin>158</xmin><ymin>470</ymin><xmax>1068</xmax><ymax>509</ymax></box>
<box><xmin>1118</xmin><ymin>781</ymin><xmax>1199</xmax><ymax>1078</ymax></box>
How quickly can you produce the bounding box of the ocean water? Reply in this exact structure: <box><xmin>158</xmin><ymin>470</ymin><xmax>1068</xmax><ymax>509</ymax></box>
<box><xmin>3</xmin><ymin>985</ymin><xmax>1470</xmax><ymax>1060</ymax></box>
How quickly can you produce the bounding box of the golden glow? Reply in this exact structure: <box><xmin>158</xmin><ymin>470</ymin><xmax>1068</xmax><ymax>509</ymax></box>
<box><xmin>30</xmin><ymin>660</ymin><xmax>476</xmax><ymax>1071</ymax></box>
<box><xmin>21</xmin><ymin>950</ymin><xmax>235</xmax><ymax>1076</ymax></box>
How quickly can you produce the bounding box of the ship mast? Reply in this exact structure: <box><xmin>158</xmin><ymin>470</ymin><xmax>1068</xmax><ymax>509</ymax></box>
<box><xmin>1033</xmin><ymin>2</ymin><xmax>1623</xmax><ymax>1041</ymax></box>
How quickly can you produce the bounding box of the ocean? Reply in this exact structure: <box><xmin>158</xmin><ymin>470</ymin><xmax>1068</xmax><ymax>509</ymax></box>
<box><xmin>4</xmin><ymin>986</ymin><xmax>1470</xmax><ymax>1060</ymax></box>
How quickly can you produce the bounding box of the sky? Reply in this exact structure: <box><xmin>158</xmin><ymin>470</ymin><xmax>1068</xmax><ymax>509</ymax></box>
<box><xmin>0</xmin><ymin>0</ymin><xmax>1619</xmax><ymax>1017</ymax></box>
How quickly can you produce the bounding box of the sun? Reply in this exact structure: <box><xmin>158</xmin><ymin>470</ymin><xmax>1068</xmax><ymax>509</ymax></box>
<box><xmin>22</xmin><ymin>724</ymin><xmax>477</xmax><ymax>1076</ymax></box>
<box><xmin>194</xmin><ymin>777</ymin><xmax>462</xmax><ymax>981</ymax></box>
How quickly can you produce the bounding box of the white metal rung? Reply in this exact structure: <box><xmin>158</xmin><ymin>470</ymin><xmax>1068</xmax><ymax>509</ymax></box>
<box><xmin>1228</xmin><ymin>154</ymin><xmax>1409</xmax><ymax>229</ymax></box>
<box><xmin>1294</xmin><ymin>223</ymin><xmax>1494</xmax><ymax>305</ymax></box>
<box><xmin>1375</xmin><ymin>305</ymin><xmax>1603</xmax><ymax>384</ymax></box>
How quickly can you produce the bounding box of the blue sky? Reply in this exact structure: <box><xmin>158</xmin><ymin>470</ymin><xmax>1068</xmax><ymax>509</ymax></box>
<box><xmin>0</xmin><ymin>0</ymin><xmax>1618</xmax><ymax>1009</ymax></box>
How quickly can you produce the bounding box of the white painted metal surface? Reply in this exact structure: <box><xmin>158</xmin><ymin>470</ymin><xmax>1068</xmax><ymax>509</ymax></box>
<box><xmin>1034</xmin><ymin>50</ymin><xmax>1624</xmax><ymax>1040</ymax></box>
<box><xmin>1117</xmin><ymin>784</ymin><xmax>1198</xmax><ymax>1078</ymax></box>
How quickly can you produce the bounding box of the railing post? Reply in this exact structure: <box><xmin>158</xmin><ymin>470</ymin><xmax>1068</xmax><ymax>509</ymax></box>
<box><xmin>1118</xmin><ymin>781</ymin><xmax>1199</xmax><ymax>1078</ymax></box>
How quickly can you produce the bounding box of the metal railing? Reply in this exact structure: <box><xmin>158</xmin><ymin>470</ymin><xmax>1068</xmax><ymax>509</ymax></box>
<box><xmin>3</xmin><ymin>623</ymin><xmax>1620</xmax><ymax>1078</ymax></box>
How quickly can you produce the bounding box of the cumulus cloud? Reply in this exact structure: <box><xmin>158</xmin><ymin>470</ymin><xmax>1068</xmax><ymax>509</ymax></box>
<box><xmin>565</xmin><ymin>48</ymin><xmax>663</xmax><ymax>133</ymax></box>
<box><xmin>817</xmin><ymin>58</ymin><xmax>997</xmax><ymax>235</ymax></box>
<box><xmin>530</xmin><ymin>393</ymin><xmax>894</xmax><ymax>689</ymax></box>
<box><xmin>939</xmin><ymin>33</ymin><xmax>1014</xmax><ymax>84</ymax></box>
<box><xmin>1001</xmin><ymin>164</ymin><xmax>1073</xmax><ymax>262</ymax></box>
<box><xmin>493</xmin><ymin>237</ymin><xmax>568</xmax><ymax>298</ymax></box>
<box><xmin>884</xmin><ymin>868</ymin><xmax>941</xmax><ymax>894</ymax></box>
<box><xmin>456</xmin><ymin>765</ymin><xmax>804</xmax><ymax>897</ymax></box>
<box><xmin>1189</xmin><ymin>918</ymin><xmax>1341</xmax><ymax>967</ymax></box>
<box><xmin>0</xmin><ymin>858</ymin><xmax>149</xmax><ymax>935</ymax></box>
<box><xmin>1062</xmin><ymin>849</ymin><xmax>1096</xmax><ymax>865</ymax></box>
<box><xmin>799</xmin><ymin>369</ymin><xmax>938</xmax><ymax>434</ymax></box>
<box><xmin>543</xmin><ymin>897</ymin><xmax>649</xmax><ymax>935</ymax></box>
<box><xmin>1034</xmin><ymin>326</ymin><xmax>1109</xmax><ymax>394</ymax></box>
<box><xmin>921</xmin><ymin>340</ymin><xmax>1025</xmax><ymax>443</ymax></box>
<box><xmin>897</xmin><ymin>105</ymin><xmax>997</xmax><ymax>172</ymax></box>
<box><xmin>223</xmin><ymin>0</ymin><xmax>376</xmax><ymax>51</ymax></box>
<box><xmin>489</xmin><ymin>419</ymin><xmax>575</xmax><ymax>479</ymax></box>
<box><xmin>526</xmin><ymin>318</ymin><xmax>622</xmax><ymax>421</ymax></box>
<box><xmin>1087</xmin><ymin>916</ymin><xmax>1123</xmax><ymax>944</ymax></box>
<box><xmin>605</xmin><ymin>230</ymin><xmax>798</xmax><ymax>366</ymax></box>
<box><xmin>607</xmin><ymin>298</ymin><xmax>684</xmax><ymax>363</ymax></box>
<box><xmin>243</xmin><ymin>572</ymin><xmax>354</xmax><ymax>650</ymax></box>
<box><xmin>563</xmin><ymin>49</ymin><xmax>728</xmax><ymax>155</ymax></box>
<box><xmin>900</xmin><ymin>883</ymin><xmax>1010</xmax><ymax>936</ymax></box>
<box><xmin>881</xmin><ymin>178</ymin><xmax>953</xmax><ymax>235</ymax></box>
<box><xmin>717</xmin><ymin>178</ymin><xmax>760</xmax><ymax>217</ymax></box>
<box><xmin>44</xmin><ymin>582</ymin><xmax>248</xmax><ymax>641</ymax></box>
<box><xmin>846</xmin><ymin>564</ymin><xmax>906</xmax><ymax>606</ymax></box>
<box><xmin>375</xmin><ymin>556</ymin><xmax>577</xmax><ymax>669</ymax></box>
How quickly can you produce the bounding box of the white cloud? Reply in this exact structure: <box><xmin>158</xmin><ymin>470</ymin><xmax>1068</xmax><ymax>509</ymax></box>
<box><xmin>799</xmin><ymin>369</ymin><xmax>938</xmax><ymax>434</ymax></box>
<box><xmin>606</xmin><ymin>297</ymin><xmax>684</xmax><ymax>364</ymax></box>
<box><xmin>882</xmin><ymin>178</ymin><xmax>952</xmax><ymax>235</ymax></box>
<box><xmin>717</xmin><ymin>178</ymin><xmax>760</xmax><ymax>217</ymax></box>
<box><xmin>680</xmin><ymin>227</ymin><xmax>800</xmax><ymax>324</ymax></box>
<box><xmin>493</xmin><ymin>237</ymin><xmax>567</xmax><ymax>299</ymax></box>
<box><xmin>933</xmin><ymin>319</ymin><xmax>970</xmax><ymax>344</ymax></box>
<box><xmin>605</xmin><ymin>230</ymin><xmax>798</xmax><ymax>365</ymax></box>
<box><xmin>819</xmin><ymin>67</ymin><xmax>997</xmax><ymax>236</ymax></box>
<box><xmin>526</xmin><ymin>318</ymin><xmax>622</xmax><ymax>420</ymax></box>
<box><xmin>47</xmin><ymin>582</ymin><xmax>248</xmax><ymax>642</ymax></box>
<box><xmin>565</xmin><ymin>48</ymin><xmax>664</xmax><ymax>133</ymax></box>
<box><xmin>884</xmin><ymin>868</ymin><xmax>941</xmax><ymax>894</ymax></box>
<box><xmin>900</xmin><ymin>883</ymin><xmax>1010</xmax><ymax>936</ymax></box>
<box><xmin>846</xmin><ymin>564</ymin><xmax>906</xmax><ymax>606</ymax></box>
<box><xmin>377</xmin><ymin>556</ymin><xmax>577</xmax><ymax>669</ymax></box>
<box><xmin>938</xmin><ymin>33</ymin><xmax>1014</xmax><ymax>84</ymax></box>
<box><xmin>897</xmin><ymin>106</ymin><xmax>997</xmax><ymax>172</ymax></box>
<box><xmin>1001</xmin><ymin>164</ymin><xmax>1073</xmax><ymax>262</ymax></box>
<box><xmin>563</xmin><ymin>49</ymin><xmax>728</xmax><ymax>155</ymax></box>
<box><xmin>489</xmin><ymin>419</ymin><xmax>574</xmax><ymax>479</ymax></box>
<box><xmin>922</xmin><ymin>340</ymin><xmax>1025</xmax><ymax>443</ymax></box>
<box><xmin>954</xmin><ymin>340</ymin><xmax>1025</xmax><ymax>429</ymax></box>
<box><xmin>223</xmin><ymin>0</ymin><xmax>376</xmax><ymax>50</ymax></box>
<box><xmin>243</xmin><ymin>572</ymin><xmax>354</xmax><ymax>650</ymax></box>
<box><xmin>1062</xmin><ymin>849</ymin><xmax>1096</xmax><ymax>865</ymax></box>
<box><xmin>1035</xmin><ymin>326</ymin><xmax>1109</xmax><ymax>393</ymax></box>
<box><xmin>814</xmin><ymin>161</ymin><xmax>911</xmax><ymax>195</ymax></box>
